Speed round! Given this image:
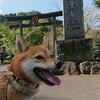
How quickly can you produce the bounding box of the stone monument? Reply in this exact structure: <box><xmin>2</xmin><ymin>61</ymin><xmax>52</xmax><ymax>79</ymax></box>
<box><xmin>57</xmin><ymin>0</ymin><xmax>94</xmax><ymax>61</ymax></box>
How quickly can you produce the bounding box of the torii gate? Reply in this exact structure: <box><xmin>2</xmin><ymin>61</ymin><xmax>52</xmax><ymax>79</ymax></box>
<box><xmin>6</xmin><ymin>11</ymin><xmax>62</xmax><ymax>55</ymax></box>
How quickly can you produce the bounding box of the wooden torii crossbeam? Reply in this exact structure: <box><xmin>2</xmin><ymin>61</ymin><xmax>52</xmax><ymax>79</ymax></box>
<box><xmin>6</xmin><ymin>11</ymin><xmax>62</xmax><ymax>28</ymax></box>
<box><xmin>8</xmin><ymin>20</ymin><xmax>62</xmax><ymax>28</ymax></box>
<box><xmin>6</xmin><ymin>11</ymin><xmax>62</xmax><ymax>21</ymax></box>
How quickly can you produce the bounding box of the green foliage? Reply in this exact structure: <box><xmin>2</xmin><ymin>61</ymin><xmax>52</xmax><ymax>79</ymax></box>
<box><xmin>0</xmin><ymin>24</ymin><xmax>49</xmax><ymax>55</ymax></box>
<box><xmin>0</xmin><ymin>24</ymin><xmax>18</xmax><ymax>53</ymax></box>
<box><xmin>94</xmin><ymin>0</ymin><xmax>100</xmax><ymax>8</ymax></box>
<box><xmin>94</xmin><ymin>32</ymin><xmax>100</xmax><ymax>49</ymax></box>
<box><xmin>18</xmin><ymin>11</ymin><xmax>41</xmax><ymax>16</ymax></box>
<box><xmin>26</xmin><ymin>26</ymin><xmax>49</xmax><ymax>45</ymax></box>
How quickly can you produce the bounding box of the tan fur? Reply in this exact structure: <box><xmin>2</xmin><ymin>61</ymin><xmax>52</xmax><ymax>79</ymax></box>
<box><xmin>0</xmin><ymin>71</ymin><xmax>13</xmax><ymax>100</ymax></box>
<box><xmin>0</xmin><ymin>44</ymin><xmax>54</xmax><ymax>100</ymax></box>
<box><xmin>0</xmin><ymin>76</ymin><xmax>8</xmax><ymax>100</ymax></box>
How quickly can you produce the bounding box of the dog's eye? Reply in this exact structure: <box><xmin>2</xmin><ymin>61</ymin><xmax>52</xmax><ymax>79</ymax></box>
<box><xmin>35</xmin><ymin>55</ymin><xmax>44</xmax><ymax>60</ymax></box>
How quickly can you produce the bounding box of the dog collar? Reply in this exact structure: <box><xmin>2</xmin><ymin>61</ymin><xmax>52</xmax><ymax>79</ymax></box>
<box><xmin>12</xmin><ymin>75</ymin><xmax>39</xmax><ymax>89</ymax></box>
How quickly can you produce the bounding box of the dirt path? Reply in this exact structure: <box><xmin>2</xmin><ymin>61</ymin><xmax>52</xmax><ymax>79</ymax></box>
<box><xmin>34</xmin><ymin>75</ymin><xmax>100</xmax><ymax>100</ymax></box>
<box><xmin>0</xmin><ymin>64</ymin><xmax>100</xmax><ymax>100</ymax></box>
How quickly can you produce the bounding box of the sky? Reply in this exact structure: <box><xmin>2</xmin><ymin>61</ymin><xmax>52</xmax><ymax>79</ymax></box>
<box><xmin>0</xmin><ymin>0</ymin><xmax>94</xmax><ymax>15</ymax></box>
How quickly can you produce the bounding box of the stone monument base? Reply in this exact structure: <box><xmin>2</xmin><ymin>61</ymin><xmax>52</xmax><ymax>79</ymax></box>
<box><xmin>57</xmin><ymin>38</ymin><xmax>94</xmax><ymax>61</ymax></box>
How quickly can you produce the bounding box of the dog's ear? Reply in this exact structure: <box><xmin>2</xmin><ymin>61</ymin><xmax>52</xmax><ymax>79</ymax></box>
<box><xmin>16</xmin><ymin>35</ymin><xmax>28</xmax><ymax>52</ymax></box>
<box><xmin>42</xmin><ymin>36</ymin><xmax>49</xmax><ymax>48</ymax></box>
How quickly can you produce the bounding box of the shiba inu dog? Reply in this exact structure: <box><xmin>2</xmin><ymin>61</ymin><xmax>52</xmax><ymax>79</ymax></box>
<box><xmin>0</xmin><ymin>35</ymin><xmax>61</xmax><ymax>100</ymax></box>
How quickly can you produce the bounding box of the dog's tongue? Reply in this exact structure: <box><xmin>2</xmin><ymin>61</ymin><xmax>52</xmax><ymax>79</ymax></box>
<box><xmin>48</xmin><ymin>76</ymin><xmax>61</xmax><ymax>85</ymax></box>
<box><xmin>44</xmin><ymin>71</ymin><xmax>61</xmax><ymax>85</ymax></box>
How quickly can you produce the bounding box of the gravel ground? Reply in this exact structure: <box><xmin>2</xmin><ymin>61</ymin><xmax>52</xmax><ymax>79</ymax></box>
<box><xmin>0</xmin><ymin>64</ymin><xmax>100</xmax><ymax>100</ymax></box>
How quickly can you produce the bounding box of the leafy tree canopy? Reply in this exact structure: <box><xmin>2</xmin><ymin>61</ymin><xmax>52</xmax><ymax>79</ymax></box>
<box><xmin>94</xmin><ymin>0</ymin><xmax>100</xmax><ymax>8</ymax></box>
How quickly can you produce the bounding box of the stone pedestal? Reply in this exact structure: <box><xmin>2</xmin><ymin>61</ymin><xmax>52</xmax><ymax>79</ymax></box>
<box><xmin>57</xmin><ymin>38</ymin><xmax>94</xmax><ymax>61</ymax></box>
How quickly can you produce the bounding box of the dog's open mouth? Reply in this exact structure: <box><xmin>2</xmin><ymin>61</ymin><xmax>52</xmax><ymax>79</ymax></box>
<box><xmin>34</xmin><ymin>68</ymin><xmax>61</xmax><ymax>86</ymax></box>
